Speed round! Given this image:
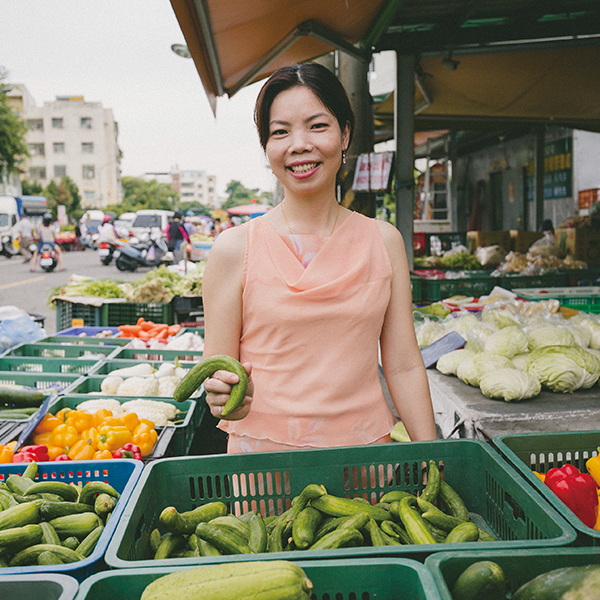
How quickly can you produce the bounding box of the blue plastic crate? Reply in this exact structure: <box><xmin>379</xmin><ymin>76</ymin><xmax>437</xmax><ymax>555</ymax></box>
<box><xmin>56</xmin><ymin>327</ymin><xmax>120</xmax><ymax>337</ymax></box>
<box><xmin>0</xmin><ymin>459</ymin><xmax>142</xmax><ymax>580</ymax></box>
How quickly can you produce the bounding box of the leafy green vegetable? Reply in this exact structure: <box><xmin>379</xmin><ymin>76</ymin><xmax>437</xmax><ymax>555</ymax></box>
<box><xmin>484</xmin><ymin>325</ymin><xmax>528</xmax><ymax>358</ymax></box>
<box><xmin>480</xmin><ymin>368</ymin><xmax>541</xmax><ymax>401</ymax></box>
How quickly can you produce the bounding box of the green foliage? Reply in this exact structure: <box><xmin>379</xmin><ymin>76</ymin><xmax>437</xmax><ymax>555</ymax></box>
<box><xmin>120</xmin><ymin>176</ymin><xmax>179</xmax><ymax>212</ymax></box>
<box><xmin>221</xmin><ymin>180</ymin><xmax>258</xmax><ymax>209</ymax></box>
<box><xmin>0</xmin><ymin>68</ymin><xmax>29</xmax><ymax>178</ymax></box>
<box><xmin>21</xmin><ymin>179</ymin><xmax>44</xmax><ymax>196</ymax></box>
<box><xmin>178</xmin><ymin>201</ymin><xmax>210</xmax><ymax>217</ymax></box>
<box><xmin>43</xmin><ymin>176</ymin><xmax>81</xmax><ymax>219</ymax></box>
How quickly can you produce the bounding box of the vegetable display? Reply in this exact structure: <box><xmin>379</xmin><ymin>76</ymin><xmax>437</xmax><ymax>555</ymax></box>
<box><xmin>0</xmin><ymin>461</ymin><xmax>119</xmax><ymax>567</ymax></box>
<box><xmin>148</xmin><ymin>462</ymin><xmax>498</xmax><ymax>560</ymax></box>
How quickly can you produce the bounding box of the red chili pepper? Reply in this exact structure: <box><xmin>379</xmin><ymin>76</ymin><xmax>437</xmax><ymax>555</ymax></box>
<box><xmin>54</xmin><ymin>454</ymin><xmax>72</xmax><ymax>461</ymax></box>
<box><xmin>113</xmin><ymin>443</ymin><xmax>143</xmax><ymax>461</ymax></box>
<box><xmin>545</xmin><ymin>464</ymin><xmax>599</xmax><ymax>528</ymax></box>
<box><xmin>12</xmin><ymin>452</ymin><xmax>38</xmax><ymax>463</ymax></box>
<box><xmin>18</xmin><ymin>445</ymin><xmax>50</xmax><ymax>462</ymax></box>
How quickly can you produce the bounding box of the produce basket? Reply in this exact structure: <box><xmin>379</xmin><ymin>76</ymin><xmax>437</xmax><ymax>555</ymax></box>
<box><xmin>513</xmin><ymin>286</ymin><xmax>600</xmax><ymax>314</ymax></box>
<box><xmin>55</xmin><ymin>300</ymin><xmax>103</xmax><ymax>332</ymax></box>
<box><xmin>74</xmin><ymin>558</ymin><xmax>442</xmax><ymax>600</ymax></box>
<box><xmin>421</xmin><ymin>272</ymin><xmax>498</xmax><ymax>302</ymax></box>
<box><xmin>494</xmin><ymin>430</ymin><xmax>600</xmax><ymax>545</ymax></box>
<box><xmin>100</xmin><ymin>302</ymin><xmax>173</xmax><ymax>327</ymax></box>
<box><xmin>105</xmin><ymin>439</ymin><xmax>575</xmax><ymax>569</ymax></box>
<box><xmin>0</xmin><ymin>372</ymin><xmax>83</xmax><ymax>394</ymax></box>
<box><xmin>0</xmin><ymin>419</ymin><xmax>27</xmax><ymax>444</ymax></box>
<box><xmin>0</xmin><ymin>459</ymin><xmax>143</xmax><ymax>579</ymax></box>
<box><xmin>55</xmin><ymin>327</ymin><xmax>121</xmax><ymax>337</ymax></box>
<box><xmin>38</xmin><ymin>336</ymin><xmax>132</xmax><ymax>348</ymax></box>
<box><xmin>425</xmin><ymin>547</ymin><xmax>600</xmax><ymax>600</ymax></box>
<box><xmin>6</xmin><ymin>343</ymin><xmax>119</xmax><ymax>360</ymax></box>
<box><xmin>0</xmin><ymin>573</ymin><xmax>79</xmax><ymax>600</ymax></box>
<box><xmin>411</xmin><ymin>274</ymin><xmax>422</xmax><ymax>303</ymax></box>
<box><xmin>49</xmin><ymin>395</ymin><xmax>202</xmax><ymax>458</ymax></box>
<box><xmin>0</xmin><ymin>356</ymin><xmax>101</xmax><ymax>376</ymax></box>
<box><xmin>108</xmin><ymin>348</ymin><xmax>204</xmax><ymax>363</ymax></box>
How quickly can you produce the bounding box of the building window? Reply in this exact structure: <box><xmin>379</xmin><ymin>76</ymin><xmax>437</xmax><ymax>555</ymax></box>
<box><xmin>197</xmin><ymin>183</ymin><xmax>203</xmax><ymax>189</ymax></box>
<box><xmin>84</xmin><ymin>191</ymin><xmax>95</xmax><ymax>203</ymax></box>
<box><xmin>181</xmin><ymin>182</ymin><xmax>193</xmax><ymax>188</ymax></box>
<box><xmin>53</xmin><ymin>142</ymin><xmax>65</xmax><ymax>154</ymax></box>
<box><xmin>28</xmin><ymin>143</ymin><xmax>45</xmax><ymax>156</ymax></box>
<box><xmin>82</xmin><ymin>142</ymin><xmax>94</xmax><ymax>153</ymax></box>
<box><xmin>81</xmin><ymin>117</ymin><xmax>92</xmax><ymax>129</ymax></box>
<box><xmin>82</xmin><ymin>165</ymin><xmax>95</xmax><ymax>179</ymax></box>
<box><xmin>182</xmin><ymin>192</ymin><xmax>194</xmax><ymax>197</ymax></box>
<box><xmin>28</xmin><ymin>119</ymin><xmax>43</xmax><ymax>131</ymax></box>
<box><xmin>54</xmin><ymin>165</ymin><xmax>66</xmax><ymax>178</ymax></box>
<box><xmin>30</xmin><ymin>167</ymin><xmax>46</xmax><ymax>180</ymax></box>
<box><xmin>209</xmin><ymin>187</ymin><xmax>214</xmax><ymax>192</ymax></box>
<box><xmin>52</xmin><ymin>118</ymin><xmax>63</xmax><ymax>128</ymax></box>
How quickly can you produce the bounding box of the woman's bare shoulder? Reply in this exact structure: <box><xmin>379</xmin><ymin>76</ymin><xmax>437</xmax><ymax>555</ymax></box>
<box><xmin>210</xmin><ymin>224</ymin><xmax>247</xmax><ymax>261</ymax></box>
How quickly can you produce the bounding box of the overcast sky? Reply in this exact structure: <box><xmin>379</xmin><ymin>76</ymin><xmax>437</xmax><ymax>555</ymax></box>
<box><xmin>1</xmin><ymin>0</ymin><xmax>277</xmax><ymax>197</ymax></box>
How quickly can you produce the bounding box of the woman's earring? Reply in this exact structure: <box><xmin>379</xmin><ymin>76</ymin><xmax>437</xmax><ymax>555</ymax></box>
<box><xmin>342</xmin><ymin>150</ymin><xmax>346</xmax><ymax>164</ymax></box>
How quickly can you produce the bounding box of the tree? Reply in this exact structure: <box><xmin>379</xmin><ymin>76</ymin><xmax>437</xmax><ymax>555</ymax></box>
<box><xmin>0</xmin><ymin>68</ymin><xmax>29</xmax><ymax>181</ymax></box>
<box><xmin>120</xmin><ymin>176</ymin><xmax>179</xmax><ymax>212</ymax></box>
<box><xmin>178</xmin><ymin>201</ymin><xmax>211</xmax><ymax>216</ymax></box>
<box><xmin>43</xmin><ymin>176</ymin><xmax>81</xmax><ymax>220</ymax></box>
<box><xmin>221</xmin><ymin>180</ymin><xmax>260</xmax><ymax>210</ymax></box>
<box><xmin>21</xmin><ymin>179</ymin><xmax>43</xmax><ymax>196</ymax></box>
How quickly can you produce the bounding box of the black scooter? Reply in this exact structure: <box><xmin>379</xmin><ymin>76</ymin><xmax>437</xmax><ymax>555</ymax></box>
<box><xmin>39</xmin><ymin>243</ymin><xmax>58</xmax><ymax>272</ymax></box>
<box><xmin>0</xmin><ymin>235</ymin><xmax>18</xmax><ymax>259</ymax></box>
<box><xmin>115</xmin><ymin>236</ymin><xmax>172</xmax><ymax>272</ymax></box>
<box><xmin>98</xmin><ymin>241</ymin><xmax>118</xmax><ymax>265</ymax></box>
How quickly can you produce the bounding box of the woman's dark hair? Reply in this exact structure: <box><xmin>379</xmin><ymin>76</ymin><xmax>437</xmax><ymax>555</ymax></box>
<box><xmin>254</xmin><ymin>62</ymin><xmax>354</xmax><ymax>151</ymax></box>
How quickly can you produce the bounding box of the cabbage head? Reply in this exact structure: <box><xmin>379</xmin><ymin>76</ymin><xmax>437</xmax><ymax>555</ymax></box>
<box><xmin>456</xmin><ymin>353</ymin><xmax>514</xmax><ymax>387</ymax></box>
<box><xmin>416</xmin><ymin>321</ymin><xmax>447</xmax><ymax>350</ymax></box>
<box><xmin>526</xmin><ymin>346</ymin><xmax>588</xmax><ymax>392</ymax></box>
<box><xmin>530</xmin><ymin>345</ymin><xmax>600</xmax><ymax>389</ymax></box>
<box><xmin>570</xmin><ymin>314</ymin><xmax>600</xmax><ymax>350</ymax></box>
<box><xmin>445</xmin><ymin>313</ymin><xmax>480</xmax><ymax>336</ymax></box>
<box><xmin>479</xmin><ymin>368</ymin><xmax>541</xmax><ymax>401</ymax></box>
<box><xmin>436</xmin><ymin>348</ymin><xmax>477</xmax><ymax>376</ymax></box>
<box><xmin>511</xmin><ymin>353</ymin><xmax>531</xmax><ymax>370</ymax></box>
<box><xmin>565</xmin><ymin>323</ymin><xmax>592</xmax><ymax>348</ymax></box>
<box><xmin>481</xmin><ymin>307</ymin><xmax>522</xmax><ymax>329</ymax></box>
<box><xmin>526</xmin><ymin>326</ymin><xmax>576</xmax><ymax>351</ymax></box>
<box><xmin>484</xmin><ymin>326</ymin><xmax>528</xmax><ymax>358</ymax></box>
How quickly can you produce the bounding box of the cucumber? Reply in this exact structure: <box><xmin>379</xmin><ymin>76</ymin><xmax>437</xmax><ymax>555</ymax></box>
<box><xmin>37</xmin><ymin>550</ymin><xmax>64</xmax><ymax>565</ymax></box>
<box><xmin>0</xmin><ymin>387</ymin><xmax>44</xmax><ymax>407</ymax></box>
<box><xmin>195</xmin><ymin>522</ymin><xmax>254</xmax><ymax>555</ymax></box>
<box><xmin>173</xmin><ymin>355</ymin><xmax>248</xmax><ymax>416</ymax></box>
<box><xmin>79</xmin><ymin>481</ymin><xmax>119</xmax><ymax>505</ymax></box>
<box><xmin>307</xmin><ymin>527</ymin><xmax>363</xmax><ymax>550</ymax></box>
<box><xmin>40</xmin><ymin>500</ymin><xmax>95</xmax><ymax>521</ymax></box>
<box><xmin>421</xmin><ymin>460</ymin><xmax>441</xmax><ymax>502</ymax></box>
<box><xmin>94</xmin><ymin>493</ymin><xmax>117</xmax><ymax>518</ymax></box>
<box><xmin>210</xmin><ymin>515</ymin><xmax>251</xmax><ymax>540</ymax></box>
<box><xmin>49</xmin><ymin>513</ymin><xmax>103</xmax><ymax>539</ymax></box>
<box><xmin>310</xmin><ymin>495</ymin><xmax>391</xmax><ymax>522</ymax></box>
<box><xmin>159</xmin><ymin>502</ymin><xmax>228</xmax><ymax>535</ymax></box>
<box><xmin>0</xmin><ymin>501</ymin><xmax>39</xmax><ymax>530</ymax></box>
<box><xmin>149</xmin><ymin>528</ymin><xmax>163</xmax><ymax>554</ymax></box>
<box><xmin>366</xmin><ymin>517</ymin><xmax>388</xmax><ymax>547</ymax></box>
<box><xmin>438</xmin><ymin>479</ymin><xmax>469</xmax><ymax>522</ymax></box>
<box><xmin>39</xmin><ymin>522</ymin><xmax>61</xmax><ymax>546</ymax></box>
<box><xmin>76</xmin><ymin>525</ymin><xmax>104</xmax><ymax>558</ymax></box>
<box><xmin>418</xmin><ymin>498</ymin><xmax>465</xmax><ymax>532</ymax></box>
<box><xmin>25</xmin><ymin>481</ymin><xmax>80</xmax><ymax>503</ymax></box>
<box><xmin>10</xmin><ymin>544</ymin><xmax>84</xmax><ymax>566</ymax></box>
<box><xmin>247</xmin><ymin>513</ymin><xmax>268</xmax><ymax>554</ymax></box>
<box><xmin>452</xmin><ymin>560</ymin><xmax>508</xmax><ymax>600</ymax></box>
<box><xmin>62</xmin><ymin>536</ymin><xmax>80</xmax><ymax>550</ymax></box>
<box><xmin>512</xmin><ymin>564</ymin><xmax>600</xmax><ymax>600</ymax></box>
<box><xmin>197</xmin><ymin>537</ymin><xmax>222</xmax><ymax>557</ymax></box>
<box><xmin>395</xmin><ymin>496</ymin><xmax>436</xmax><ymax>545</ymax></box>
<box><xmin>292</xmin><ymin>506</ymin><xmax>323</xmax><ymax>550</ymax></box>
<box><xmin>444</xmin><ymin>521</ymin><xmax>479</xmax><ymax>543</ymax></box>
<box><xmin>379</xmin><ymin>490</ymin><xmax>413</xmax><ymax>504</ymax></box>
<box><xmin>380</xmin><ymin>519</ymin><xmax>411</xmax><ymax>545</ymax></box>
<box><xmin>154</xmin><ymin>533</ymin><xmax>186</xmax><ymax>560</ymax></box>
<box><xmin>0</xmin><ymin>523</ymin><xmax>42</xmax><ymax>548</ymax></box>
<box><xmin>5</xmin><ymin>474</ymin><xmax>34</xmax><ymax>495</ymax></box>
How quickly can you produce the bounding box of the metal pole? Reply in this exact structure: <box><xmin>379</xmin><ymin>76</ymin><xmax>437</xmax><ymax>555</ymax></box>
<box><xmin>395</xmin><ymin>54</ymin><xmax>416</xmax><ymax>266</ymax></box>
<box><xmin>534</xmin><ymin>127</ymin><xmax>545</xmax><ymax>230</ymax></box>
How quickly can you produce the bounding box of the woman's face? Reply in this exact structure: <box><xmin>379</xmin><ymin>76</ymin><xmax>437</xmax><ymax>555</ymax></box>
<box><xmin>265</xmin><ymin>86</ymin><xmax>349</xmax><ymax>197</ymax></box>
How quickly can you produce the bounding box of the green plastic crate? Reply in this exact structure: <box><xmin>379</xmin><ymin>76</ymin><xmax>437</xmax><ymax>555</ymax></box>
<box><xmin>513</xmin><ymin>286</ymin><xmax>600</xmax><ymax>314</ymax></box>
<box><xmin>494</xmin><ymin>430</ymin><xmax>600</xmax><ymax>546</ymax></box>
<box><xmin>425</xmin><ymin>547</ymin><xmax>600</xmax><ymax>600</ymax></box>
<box><xmin>54</xmin><ymin>394</ymin><xmax>203</xmax><ymax>457</ymax></box>
<box><xmin>101</xmin><ymin>302</ymin><xmax>173</xmax><ymax>327</ymax></box>
<box><xmin>108</xmin><ymin>348</ymin><xmax>204</xmax><ymax>363</ymax></box>
<box><xmin>7</xmin><ymin>343</ymin><xmax>118</xmax><ymax>360</ymax></box>
<box><xmin>422</xmin><ymin>272</ymin><xmax>498</xmax><ymax>302</ymax></box>
<box><xmin>105</xmin><ymin>439</ymin><xmax>575</xmax><ymax>569</ymax></box>
<box><xmin>0</xmin><ymin>371</ymin><xmax>83</xmax><ymax>394</ymax></box>
<box><xmin>39</xmin><ymin>335</ymin><xmax>132</xmax><ymax>347</ymax></box>
<box><xmin>55</xmin><ymin>299</ymin><xmax>103</xmax><ymax>332</ymax></box>
<box><xmin>0</xmin><ymin>574</ymin><xmax>79</xmax><ymax>600</ymax></box>
<box><xmin>0</xmin><ymin>356</ymin><xmax>101</xmax><ymax>375</ymax></box>
<box><xmin>411</xmin><ymin>274</ymin><xmax>422</xmax><ymax>303</ymax></box>
<box><xmin>68</xmin><ymin>375</ymin><xmax>203</xmax><ymax>399</ymax></box>
<box><xmin>503</xmin><ymin>271</ymin><xmax>568</xmax><ymax>290</ymax></box>
<box><xmin>75</xmin><ymin>558</ymin><xmax>442</xmax><ymax>600</ymax></box>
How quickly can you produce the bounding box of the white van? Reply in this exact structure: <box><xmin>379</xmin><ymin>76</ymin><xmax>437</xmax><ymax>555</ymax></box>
<box><xmin>130</xmin><ymin>210</ymin><xmax>174</xmax><ymax>240</ymax></box>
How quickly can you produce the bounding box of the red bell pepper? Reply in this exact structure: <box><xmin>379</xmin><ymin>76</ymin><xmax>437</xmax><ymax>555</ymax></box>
<box><xmin>14</xmin><ymin>445</ymin><xmax>49</xmax><ymax>463</ymax></box>
<box><xmin>55</xmin><ymin>454</ymin><xmax>72</xmax><ymax>461</ymax></box>
<box><xmin>113</xmin><ymin>443</ymin><xmax>143</xmax><ymax>461</ymax></box>
<box><xmin>12</xmin><ymin>452</ymin><xmax>37</xmax><ymax>463</ymax></box>
<box><xmin>545</xmin><ymin>463</ymin><xmax>599</xmax><ymax>528</ymax></box>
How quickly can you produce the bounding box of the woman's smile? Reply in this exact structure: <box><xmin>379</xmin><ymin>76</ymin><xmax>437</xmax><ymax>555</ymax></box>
<box><xmin>287</xmin><ymin>161</ymin><xmax>320</xmax><ymax>178</ymax></box>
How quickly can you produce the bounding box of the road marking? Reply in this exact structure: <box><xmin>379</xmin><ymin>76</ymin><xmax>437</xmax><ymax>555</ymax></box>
<box><xmin>0</xmin><ymin>276</ymin><xmax>45</xmax><ymax>290</ymax></box>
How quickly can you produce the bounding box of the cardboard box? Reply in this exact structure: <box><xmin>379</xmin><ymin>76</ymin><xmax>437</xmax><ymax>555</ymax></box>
<box><xmin>556</xmin><ymin>227</ymin><xmax>600</xmax><ymax>265</ymax></box>
<box><xmin>467</xmin><ymin>230</ymin><xmax>511</xmax><ymax>253</ymax></box>
<box><xmin>510</xmin><ymin>230</ymin><xmax>544</xmax><ymax>254</ymax></box>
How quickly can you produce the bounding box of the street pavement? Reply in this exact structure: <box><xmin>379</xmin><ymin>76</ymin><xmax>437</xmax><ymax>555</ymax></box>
<box><xmin>0</xmin><ymin>247</ymin><xmax>147</xmax><ymax>335</ymax></box>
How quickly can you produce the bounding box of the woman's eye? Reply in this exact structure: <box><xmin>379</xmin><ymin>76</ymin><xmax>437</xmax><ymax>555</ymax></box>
<box><xmin>311</xmin><ymin>122</ymin><xmax>328</xmax><ymax>130</ymax></box>
<box><xmin>270</xmin><ymin>129</ymin><xmax>287</xmax><ymax>136</ymax></box>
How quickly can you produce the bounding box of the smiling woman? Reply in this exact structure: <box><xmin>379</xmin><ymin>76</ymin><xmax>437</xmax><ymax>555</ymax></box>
<box><xmin>200</xmin><ymin>62</ymin><xmax>437</xmax><ymax>454</ymax></box>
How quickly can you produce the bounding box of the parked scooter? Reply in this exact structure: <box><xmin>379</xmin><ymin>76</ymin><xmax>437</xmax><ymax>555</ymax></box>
<box><xmin>98</xmin><ymin>241</ymin><xmax>118</xmax><ymax>266</ymax></box>
<box><xmin>115</xmin><ymin>235</ymin><xmax>172</xmax><ymax>272</ymax></box>
<box><xmin>0</xmin><ymin>235</ymin><xmax>18</xmax><ymax>259</ymax></box>
<box><xmin>39</xmin><ymin>243</ymin><xmax>58</xmax><ymax>272</ymax></box>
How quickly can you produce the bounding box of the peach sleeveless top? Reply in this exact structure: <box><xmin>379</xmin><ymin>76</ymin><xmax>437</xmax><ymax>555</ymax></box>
<box><xmin>218</xmin><ymin>211</ymin><xmax>397</xmax><ymax>447</ymax></box>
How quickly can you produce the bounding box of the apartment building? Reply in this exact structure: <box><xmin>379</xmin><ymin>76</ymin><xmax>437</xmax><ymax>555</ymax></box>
<box><xmin>142</xmin><ymin>169</ymin><xmax>219</xmax><ymax>209</ymax></box>
<box><xmin>8</xmin><ymin>84</ymin><xmax>122</xmax><ymax>208</ymax></box>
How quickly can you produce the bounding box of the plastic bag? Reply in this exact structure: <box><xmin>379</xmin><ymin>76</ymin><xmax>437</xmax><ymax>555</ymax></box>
<box><xmin>527</xmin><ymin>231</ymin><xmax>563</xmax><ymax>258</ymax></box>
<box><xmin>474</xmin><ymin>244</ymin><xmax>507</xmax><ymax>267</ymax></box>
<box><xmin>0</xmin><ymin>314</ymin><xmax>46</xmax><ymax>351</ymax></box>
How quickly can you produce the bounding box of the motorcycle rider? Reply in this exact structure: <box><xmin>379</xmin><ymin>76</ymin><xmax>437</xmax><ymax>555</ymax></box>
<box><xmin>30</xmin><ymin>213</ymin><xmax>65</xmax><ymax>272</ymax></box>
<box><xmin>15</xmin><ymin>210</ymin><xmax>34</xmax><ymax>263</ymax></box>
<box><xmin>99</xmin><ymin>214</ymin><xmax>119</xmax><ymax>245</ymax></box>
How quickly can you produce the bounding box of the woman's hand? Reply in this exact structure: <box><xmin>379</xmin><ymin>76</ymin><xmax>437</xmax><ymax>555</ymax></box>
<box><xmin>204</xmin><ymin>362</ymin><xmax>253</xmax><ymax>420</ymax></box>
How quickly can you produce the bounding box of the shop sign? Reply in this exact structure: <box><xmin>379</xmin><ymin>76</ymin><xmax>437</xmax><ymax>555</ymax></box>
<box><xmin>526</xmin><ymin>137</ymin><xmax>572</xmax><ymax>200</ymax></box>
<box><xmin>352</xmin><ymin>152</ymin><xmax>395</xmax><ymax>192</ymax></box>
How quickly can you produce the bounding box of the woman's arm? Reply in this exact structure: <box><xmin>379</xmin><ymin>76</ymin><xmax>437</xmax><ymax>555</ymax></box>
<box><xmin>377</xmin><ymin>221</ymin><xmax>438</xmax><ymax>441</ymax></box>
<box><xmin>201</xmin><ymin>225</ymin><xmax>253</xmax><ymax>420</ymax></box>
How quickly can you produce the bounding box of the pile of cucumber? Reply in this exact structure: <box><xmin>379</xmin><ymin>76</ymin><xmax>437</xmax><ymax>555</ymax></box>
<box><xmin>0</xmin><ymin>386</ymin><xmax>46</xmax><ymax>420</ymax></box>
<box><xmin>0</xmin><ymin>461</ymin><xmax>120</xmax><ymax>567</ymax></box>
<box><xmin>151</xmin><ymin>460</ymin><xmax>497</xmax><ymax>559</ymax></box>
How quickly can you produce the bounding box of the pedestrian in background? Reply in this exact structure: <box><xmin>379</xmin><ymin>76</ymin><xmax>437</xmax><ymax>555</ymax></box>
<box><xmin>15</xmin><ymin>210</ymin><xmax>34</xmax><ymax>263</ymax></box>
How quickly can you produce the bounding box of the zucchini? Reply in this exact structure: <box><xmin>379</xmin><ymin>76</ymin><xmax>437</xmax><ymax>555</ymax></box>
<box><xmin>452</xmin><ymin>560</ymin><xmax>508</xmax><ymax>600</ymax></box>
<box><xmin>49</xmin><ymin>513</ymin><xmax>103</xmax><ymax>539</ymax></box>
<box><xmin>438</xmin><ymin>479</ymin><xmax>469</xmax><ymax>522</ymax></box>
<box><xmin>140</xmin><ymin>560</ymin><xmax>313</xmax><ymax>600</ymax></box>
<box><xmin>10</xmin><ymin>543</ymin><xmax>84</xmax><ymax>566</ymax></box>
<box><xmin>444</xmin><ymin>521</ymin><xmax>479</xmax><ymax>544</ymax></box>
<box><xmin>512</xmin><ymin>564</ymin><xmax>600</xmax><ymax>600</ymax></box>
<box><xmin>173</xmin><ymin>355</ymin><xmax>248</xmax><ymax>417</ymax></box>
<box><xmin>195</xmin><ymin>522</ymin><xmax>254</xmax><ymax>555</ymax></box>
<box><xmin>310</xmin><ymin>494</ymin><xmax>391</xmax><ymax>522</ymax></box>
<box><xmin>159</xmin><ymin>502</ymin><xmax>228</xmax><ymax>535</ymax></box>
<box><xmin>25</xmin><ymin>481</ymin><xmax>79</xmax><ymax>503</ymax></box>
<box><xmin>0</xmin><ymin>386</ymin><xmax>44</xmax><ymax>407</ymax></box>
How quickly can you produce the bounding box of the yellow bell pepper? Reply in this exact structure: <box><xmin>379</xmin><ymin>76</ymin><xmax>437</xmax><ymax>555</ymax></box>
<box><xmin>131</xmin><ymin>429</ymin><xmax>158</xmax><ymax>457</ymax></box>
<box><xmin>116</xmin><ymin>411</ymin><xmax>140</xmax><ymax>433</ymax></box>
<box><xmin>33</xmin><ymin>431</ymin><xmax>55</xmax><ymax>447</ymax></box>
<box><xmin>34</xmin><ymin>412</ymin><xmax>61</xmax><ymax>434</ymax></box>
<box><xmin>92</xmin><ymin>408</ymin><xmax>113</xmax><ymax>428</ymax></box>
<box><xmin>134</xmin><ymin>419</ymin><xmax>156</xmax><ymax>436</ymax></box>
<box><xmin>52</xmin><ymin>423</ymin><xmax>80</xmax><ymax>450</ymax></box>
<box><xmin>586</xmin><ymin>453</ymin><xmax>600</xmax><ymax>487</ymax></box>
<box><xmin>98</xmin><ymin>416</ymin><xmax>121</xmax><ymax>428</ymax></box>
<box><xmin>0</xmin><ymin>443</ymin><xmax>15</xmax><ymax>463</ymax></box>
<box><xmin>67</xmin><ymin>439</ymin><xmax>95</xmax><ymax>461</ymax></box>
<box><xmin>97</xmin><ymin>426</ymin><xmax>132</xmax><ymax>452</ymax></box>
<box><xmin>65</xmin><ymin>410</ymin><xmax>94</xmax><ymax>434</ymax></box>
<box><xmin>47</xmin><ymin>445</ymin><xmax>67</xmax><ymax>461</ymax></box>
<box><xmin>80</xmin><ymin>428</ymin><xmax>100</xmax><ymax>451</ymax></box>
<box><xmin>93</xmin><ymin>449</ymin><xmax>114</xmax><ymax>460</ymax></box>
<box><xmin>55</xmin><ymin>408</ymin><xmax>73</xmax><ymax>423</ymax></box>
